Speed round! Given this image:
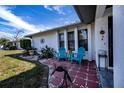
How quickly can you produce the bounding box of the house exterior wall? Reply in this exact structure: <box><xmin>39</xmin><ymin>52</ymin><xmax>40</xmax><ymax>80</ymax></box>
<box><xmin>31</xmin><ymin>24</ymin><xmax>95</xmax><ymax>61</ymax></box>
<box><xmin>95</xmin><ymin>16</ymin><xmax>109</xmax><ymax>67</ymax></box>
<box><xmin>58</xmin><ymin>25</ymin><xmax>94</xmax><ymax>61</ymax></box>
<box><xmin>94</xmin><ymin>8</ymin><xmax>112</xmax><ymax>68</ymax></box>
<box><xmin>32</xmin><ymin>31</ymin><xmax>58</xmax><ymax>52</ymax></box>
<box><xmin>113</xmin><ymin>5</ymin><xmax>124</xmax><ymax>88</ymax></box>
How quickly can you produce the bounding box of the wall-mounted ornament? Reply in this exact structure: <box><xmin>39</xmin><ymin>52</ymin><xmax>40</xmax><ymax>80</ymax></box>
<box><xmin>40</xmin><ymin>39</ymin><xmax>45</xmax><ymax>44</ymax></box>
<box><xmin>100</xmin><ymin>30</ymin><xmax>105</xmax><ymax>40</ymax></box>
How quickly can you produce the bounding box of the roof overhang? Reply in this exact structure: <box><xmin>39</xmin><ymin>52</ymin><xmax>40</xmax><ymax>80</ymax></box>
<box><xmin>95</xmin><ymin>5</ymin><xmax>106</xmax><ymax>19</ymax></box>
<box><xmin>25</xmin><ymin>22</ymin><xmax>82</xmax><ymax>37</ymax></box>
<box><xmin>74</xmin><ymin>5</ymin><xmax>96</xmax><ymax>24</ymax></box>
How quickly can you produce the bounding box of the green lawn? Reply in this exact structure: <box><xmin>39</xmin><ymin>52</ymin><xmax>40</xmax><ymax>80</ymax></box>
<box><xmin>0</xmin><ymin>50</ymin><xmax>48</xmax><ymax>88</ymax></box>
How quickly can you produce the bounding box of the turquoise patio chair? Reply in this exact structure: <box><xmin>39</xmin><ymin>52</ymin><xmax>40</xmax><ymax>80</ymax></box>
<box><xmin>71</xmin><ymin>47</ymin><xmax>85</xmax><ymax>65</ymax></box>
<box><xmin>57</xmin><ymin>48</ymin><xmax>68</xmax><ymax>61</ymax></box>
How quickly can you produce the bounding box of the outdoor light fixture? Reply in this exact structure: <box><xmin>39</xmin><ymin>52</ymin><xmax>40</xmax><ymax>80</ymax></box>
<box><xmin>100</xmin><ymin>30</ymin><xmax>105</xmax><ymax>40</ymax></box>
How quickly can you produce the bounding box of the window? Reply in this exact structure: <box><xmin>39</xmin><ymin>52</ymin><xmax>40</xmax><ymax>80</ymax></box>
<box><xmin>68</xmin><ymin>31</ymin><xmax>75</xmax><ymax>51</ymax></box>
<box><xmin>59</xmin><ymin>33</ymin><xmax>64</xmax><ymax>48</ymax></box>
<box><xmin>78</xmin><ymin>29</ymin><xmax>88</xmax><ymax>51</ymax></box>
<box><xmin>40</xmin><ymin>39</ymin><xmax>45</xmax><ymax>44</ymax></box>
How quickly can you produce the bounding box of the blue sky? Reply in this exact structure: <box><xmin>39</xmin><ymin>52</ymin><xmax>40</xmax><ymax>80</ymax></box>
<box><xmin>0</xmin><ymin>5</ymin><xmax>80</xmax><ymax>39</ymax></box>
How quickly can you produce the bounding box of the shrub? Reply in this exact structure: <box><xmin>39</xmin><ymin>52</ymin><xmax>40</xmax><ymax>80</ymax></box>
<box><xmin>0</xmin><ymin>38</ymin><xmax>10</xmax><ymax>46</ymax></box>
<box><xmin>9</xmin><ymin>46</ymin><xmax>17</xmax><ymax>50</ymax></box>
<box><xmin>20</xmin><ymin>39</ymin><xmax>31</xmax><ymax>50</ymax></box>
<box><xmin>41</xmin><ymin>45</ymin><xmax>56</xmax><ymax>58</ymax></box>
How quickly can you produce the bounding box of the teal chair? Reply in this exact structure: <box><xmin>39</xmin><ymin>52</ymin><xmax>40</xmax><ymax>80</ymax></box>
<box><xmin>71</xmin><ymin>47</ymin><xmax>85</xmax><ymax>65</ymax></box>
<box><xmin>57</xmin><ymin>48</ymin><xmax>67</xmax><ymax>61</ymax></box>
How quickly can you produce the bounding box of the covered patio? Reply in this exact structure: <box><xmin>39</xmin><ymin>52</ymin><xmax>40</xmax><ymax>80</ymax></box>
<box><xmin>20</xmin><ymin>55</ymin><xmax>100</xmax><ymax>88</ymax></box>
<box><xmin>47</xmin><ymin>59</ymin><xmax>100</xmax><ymax>88</ymax></box>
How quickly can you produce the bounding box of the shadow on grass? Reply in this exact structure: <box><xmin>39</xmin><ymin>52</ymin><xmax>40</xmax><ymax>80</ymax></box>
<box><xmin>0</xmin><ymin>54</ymin><xmax>49</xmax><ymax>88</ymax></box>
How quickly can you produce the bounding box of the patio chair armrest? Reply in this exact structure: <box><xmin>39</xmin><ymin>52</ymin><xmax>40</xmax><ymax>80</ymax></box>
<box><xmin>56</xmin><ymin>52</ymin><xmax>60</xmax><ymax>57</ymax></box>
<box><xmin>73</xmin><ymin>53</ymin><xmax>77</xmax><ymax>55</ymax></box>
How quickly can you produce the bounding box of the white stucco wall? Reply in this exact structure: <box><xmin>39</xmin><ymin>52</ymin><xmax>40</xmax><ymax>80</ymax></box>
<box><xmin>32</xmin><ymin>31</ymin><xmax>58</xmax><ymax>52</ymax></box>
<box><xmin>95</xmin><ymin>16</ymin><xmax>109</xmax><ymax>67</ymax></box>
<box><xmin>95</xmin><ymin>7</ymin><xmax>112</xmax><ymax>68</ymax></box>
<box><xmin>113</xmin><ymin>5</ymin><xmax>124</xmax><ymax>88</ymax></box>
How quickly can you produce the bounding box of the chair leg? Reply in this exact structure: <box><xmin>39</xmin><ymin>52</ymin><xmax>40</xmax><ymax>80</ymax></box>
<box><xmin>57</xmin><ymin>58</ymin><xmax>59</xmax><ymax>62</ymax></box>
<box><xmin>79</xmin><ymin>60</ymin><xmax>82</xmax><ymax>65</ymax></box>
<box><xmin>71</xmin><ymin>60</ymin><xmax>73</xmax><ymax>64</ymax></box>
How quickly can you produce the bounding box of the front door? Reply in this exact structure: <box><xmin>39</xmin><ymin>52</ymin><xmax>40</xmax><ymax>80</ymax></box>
<box><xmin>108</xmin><ymin>16</ymin><xmax>113</xmax><ymax>67</ymax></box>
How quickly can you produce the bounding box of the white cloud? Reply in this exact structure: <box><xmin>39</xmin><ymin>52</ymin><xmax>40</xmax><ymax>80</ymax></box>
<box><xmin>35</xmin><ymin>24</ymin><xmax>53</xmax><ymax>31</ymax></box>
<box><xmin>44</xmin><ymin>5</ymin><xmax>53</xmax><ymax>11</ymax></box>
<box><xmin>0</xmin><ymin>6</ymin><xmax>40</xmax><ymax>34</ymax></box>
<box><xmin>0</xmin><ymin>31</ymin><xmax>14</xmax><ymax>39</ymax></box>
<box><xmin>43</xmin><ymin>5</ymin><xmax>65</xmax><ymax>15</ymax></box>
<box><xmin>54</xmin><ymin>15</ymin><xmax>80</xmax><ymax>26</ymax></box>
<box><xmin>0</xmin><ymin>21</ymin><xmax>22</xmax><ymax>29</ymax></box>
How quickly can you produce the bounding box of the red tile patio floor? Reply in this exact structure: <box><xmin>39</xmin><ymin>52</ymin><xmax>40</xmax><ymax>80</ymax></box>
<box><xmin>46</xmin><ymin>59</ymin><xmax>100</xmax><ymax>88</ymax></box>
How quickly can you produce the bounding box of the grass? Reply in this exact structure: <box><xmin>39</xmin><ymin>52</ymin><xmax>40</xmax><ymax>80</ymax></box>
<box><xmin>0</xmin><ymin>50</ymin><xmax>48</xmax><ymax>88</ymax></box>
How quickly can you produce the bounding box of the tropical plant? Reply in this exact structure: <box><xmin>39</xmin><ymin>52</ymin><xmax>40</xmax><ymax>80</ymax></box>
<box><xmin>9</xmin><ymin>46</ymin><xmax>17</xmax><ymax>50</ymax></box>
<box><xmin>41</xmin><ymin>45</ymin><xmax>56</xmax><ymax>58</ymax></box>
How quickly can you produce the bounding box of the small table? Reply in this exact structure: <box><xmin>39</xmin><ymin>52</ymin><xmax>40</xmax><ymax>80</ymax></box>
<box><xmin>98</xmin><ymin>54</ymin><xmax>108</xmax><ymax>70</ymax></box>
<box><xmin>67</xmin><ymin>51</ymin><xmax>73</xmax><ymax>61</ymax></box>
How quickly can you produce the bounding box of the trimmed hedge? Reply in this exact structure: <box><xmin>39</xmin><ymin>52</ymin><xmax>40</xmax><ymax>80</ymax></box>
<box><xmin>20</xmin><ymin>39</ymin><xmax>31</xmax><ymax>50</ymax></box>
<box><xmin>9</xmin><ymin>46</ymin><xmax>17</xmax><ymax>50</ymax></box>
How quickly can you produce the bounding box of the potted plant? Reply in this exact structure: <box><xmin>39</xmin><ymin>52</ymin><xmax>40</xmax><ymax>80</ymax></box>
<box><xmin>41</xmin><ymin>45</ymin><xmax>56</xmax><ymax>58</ymax></box>
<box><xmin>29</xmin><ymin>50</ymin><xmax>34</xmax><ymax>56</ymax></box>
<box><xmin>67</xmin><ymin>49</ymin><xmax>73</xmax><ymax>61</ymax></box>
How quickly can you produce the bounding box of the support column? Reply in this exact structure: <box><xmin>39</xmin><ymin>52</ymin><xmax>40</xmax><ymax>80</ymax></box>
<box><xmin>30</xmin><ymin>37</ymin><xmax>32</xmax><ymax>47</ymax></box>
<box><xmin>74</xmin><ymin>27</ymin><xmax>78</xmax><ymax>52</ymax></box>
<box><xmin>64</xmin><ymin>29</ymin><xmax>68</xmax><ymax>51</ymax></box>
<box><xmin>56</xmin><ymin>31</ymin><xmax>59</xmax><ymax>52</ymax></box>
<box><xmin>87</xmin><ymin>24</ymin><xmax>92</xmax><ymax>61</ymax></box>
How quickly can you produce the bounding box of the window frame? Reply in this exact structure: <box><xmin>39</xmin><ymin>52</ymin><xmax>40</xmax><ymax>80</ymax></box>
<box><xmin>67</xmin><ymin>31</ymin><xmax>75</xmax><ymax>51</ymax></box>
<box><xmin>58</xmin><ymin>33</ymin><xmax>64</xmax><ymax>48</ymax></box>
<box><xmin>78</xmin><ymin>29</ymin><xmax>88</xmax><ymax>51</ymax></box>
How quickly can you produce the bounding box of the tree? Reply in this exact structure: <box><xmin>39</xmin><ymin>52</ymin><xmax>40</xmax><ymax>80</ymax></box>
<box><xmin>0</xmin><ymin>38</ymin><xmax>10</xmax><ymax>46</ymax></box>
<box><xmin>13</xmin><ymin>29</ymin><xmax>24</xmax><ymax>46</ymax></box>
<box><xmin>14</xmin><ymin>29</ymin><xmax>24</xmax><ymax>41</ymax></box>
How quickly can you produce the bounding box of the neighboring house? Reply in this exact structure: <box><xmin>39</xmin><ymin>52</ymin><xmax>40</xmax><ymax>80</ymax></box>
<box><xmin>25</xmin><ymin>5</ymin><xmax>124</xmax><ymax>87</ymax></box>
<box><xmin>16</xmin><ymin>41</ymin><xmax>22</xmax><ymax>49</ymax></box>
<box><xmin>8</xmin><ymin>40</ymin><xmax>22</xmax><ymax>50</ymax></box>
<box><xmin>16</xmin><ymin>38</ymin><xmax>31</xmax><ymax>50</ymax></box>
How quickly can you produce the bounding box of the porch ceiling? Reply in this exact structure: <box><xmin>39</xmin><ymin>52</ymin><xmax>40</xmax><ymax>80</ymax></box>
<box><xmin>74</xmin><ymin>5</ymin><xmax>96</xmax><ymax>24</ymax></box>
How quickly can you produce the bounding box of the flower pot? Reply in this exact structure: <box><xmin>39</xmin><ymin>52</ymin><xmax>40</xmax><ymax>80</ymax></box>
<box><xmin>29</xmin><ymin>50</ymin><xmax>34</xmax><ymax>56</ymax></box>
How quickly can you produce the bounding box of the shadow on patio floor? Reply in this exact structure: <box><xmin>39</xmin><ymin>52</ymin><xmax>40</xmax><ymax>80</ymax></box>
<box><xmin>99</xmin><ymin>68</ymin><xmax>113</xmax><ymax>88</ymax></box>
<box><xmin>48</xmin><ymin>59</ymin><xmax>100</xmax><ymax>88</ymax></box>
